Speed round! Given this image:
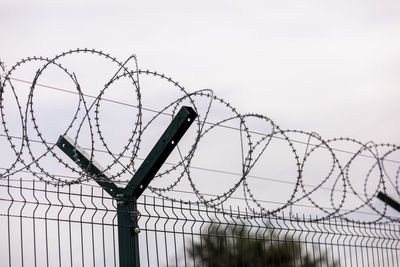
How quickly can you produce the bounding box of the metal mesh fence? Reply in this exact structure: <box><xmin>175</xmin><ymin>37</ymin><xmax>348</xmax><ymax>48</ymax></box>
<box><xmin>1</xmin><ymin>48</ymin><xmax>400</xmax><ymax>266</ymax></box>
<box><xmin>1</xmin><ymin>177</ymin><xmax>399</xmax><ymax>267</ymax></box>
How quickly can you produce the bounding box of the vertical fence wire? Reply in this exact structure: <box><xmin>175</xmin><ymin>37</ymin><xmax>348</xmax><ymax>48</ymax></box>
<box><xmin>0</xmin><ymin>177</ymin><xmax>119</xmax><ymax>267</ymax></box>
<box><xmin>1</xmin><ymin>177</ymin><xmax>400</xmax><ymax>266</ymax></box>
<box><xmin>136</xmin><ymin>196</ymin><xmax>400</xmax><ymax>267</ymax></box>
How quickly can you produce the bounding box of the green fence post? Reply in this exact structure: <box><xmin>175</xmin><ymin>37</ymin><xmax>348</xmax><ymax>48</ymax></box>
<box><xmin>57</xmin><ymin>106</ymin><xmax>197</xmax><ymax>267</ymax></box>
<box><xmin>116</xmin><ymin>197</ymin><xmax>140</xmax><ymax>266</ymax></box>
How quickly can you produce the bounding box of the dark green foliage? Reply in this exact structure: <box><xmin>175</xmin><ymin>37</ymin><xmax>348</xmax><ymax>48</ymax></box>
<box><xmin>187</xmin><ymin>224</ymin><xmax>336</xmax><ymax>267</ymax></box>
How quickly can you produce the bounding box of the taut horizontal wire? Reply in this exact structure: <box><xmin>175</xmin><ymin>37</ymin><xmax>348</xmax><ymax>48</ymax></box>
<box><xmin>1</xmin><ymin>49</ymin><xmax>398</xmax><ymax>223</ymax></box>
<box><xmin>4</xmin><ymin>75</ymin><xmax>400</xmax><ymax>164</ymax></box>
<box><xmin>0</xmin><ymin>177</ymin><xmax>391</xmax><ymax>219</ymax></box>
<box><xmin>0</xmin><ymin>134</ymin><xmax>352</xmax><ymax>195</ymax></box>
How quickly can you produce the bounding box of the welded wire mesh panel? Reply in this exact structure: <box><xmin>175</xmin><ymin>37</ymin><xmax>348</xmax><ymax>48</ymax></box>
<box><xmin>1</xmin><ymin>178</ymin><xmax>400</xmax><ymax>267</ymax></box>
<box><xmin>0</xmin><ymin>177</ymin><xmax>119</xmax><ymax>267</ymax></box>
<box><xmin>137</xmin><ymin>196</ymin><xmax>400</xmax><ymax>267</ymax></box>
<box><xmin>1</xmin><ymin>48</ymin><xmax>400</xmax><ymax>267</ymax></box>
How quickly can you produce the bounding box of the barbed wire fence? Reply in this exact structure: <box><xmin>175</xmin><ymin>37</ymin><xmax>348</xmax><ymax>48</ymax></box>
<box><xmin>1</xmin><ymin>49</ymin><xmax>399</xmax><ymax>266</ymax></box>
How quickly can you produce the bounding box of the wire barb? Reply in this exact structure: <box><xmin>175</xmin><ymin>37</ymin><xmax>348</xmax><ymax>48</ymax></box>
<box><xmin>1</xmin><ymin>48</ymin><xmax>400</xmax><ymax>223</ymax></box>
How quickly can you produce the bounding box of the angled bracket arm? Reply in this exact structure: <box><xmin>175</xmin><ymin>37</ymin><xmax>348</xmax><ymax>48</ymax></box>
<box><xmin>377</xmin><ymin>191</ymin><xmax>400</xmax><ymax>213</ymax></box>
<box><xmin>124</xmin><ymin>106</ymin><xmax>197</xmax><ymax>198</ymax></box>
<box><xmin>57</xmin><ymin>106</ymin><xmax>197</xmax><ymax>197</ymax></box>
<box><xmin>57</xmin><ymin>135</ymin><xmax>122</xmax><ymax>197</ymax></box>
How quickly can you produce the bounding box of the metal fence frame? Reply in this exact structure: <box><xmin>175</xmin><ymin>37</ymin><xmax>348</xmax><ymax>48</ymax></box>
<box><xmin>1</xmin><ymin>177</ymin><xmax>399</xmax><ymax>267</ymax></box>
<box><xmin>1</xmin><ymin>48</ymin><xmax>400</xmax><ymax>266</ymax></box>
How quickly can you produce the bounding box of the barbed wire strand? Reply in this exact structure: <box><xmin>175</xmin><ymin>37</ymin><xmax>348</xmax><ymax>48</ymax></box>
<box><xmin>1</xmin><ymin>49</ymin><xmax>400</xmax><ymax>224</ymax></box>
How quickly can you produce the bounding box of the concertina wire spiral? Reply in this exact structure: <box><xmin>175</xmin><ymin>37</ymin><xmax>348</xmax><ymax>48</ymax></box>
<box><xmin>1</xmin><ymin>49</ymin><xmax>399</xmax><ymax>223</ymax></box>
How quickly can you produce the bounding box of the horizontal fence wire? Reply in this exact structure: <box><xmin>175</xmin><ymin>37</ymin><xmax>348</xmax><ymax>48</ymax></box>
<box><xmin>0</xmin><ymin>178</ymin><xmax>118</xmax><ymax>267</ymax></box>
<box><xmin>1</xmin><ymin>178</ymin><xmax>399</xmax><ymax>267</ymax></box>
<box><xmin>1</xmin><ymin>49</ymin><xmax>400</xmax><ymax>266</ymax></box>
<box><xmin>2</xmin><ymin>48</ymin><xmax>400</xmax><ymax>224</ymax></box>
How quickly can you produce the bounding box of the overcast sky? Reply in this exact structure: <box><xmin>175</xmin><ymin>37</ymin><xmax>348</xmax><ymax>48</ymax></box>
<box><xmin>1</xmin><ymin>0</ymin><xmax>400</xmax><ymax>219</ymax></box>
<box><xmin>1</xmin><ymin>0</ymin><xmax>400</xmax><ymax>143</ymax></box>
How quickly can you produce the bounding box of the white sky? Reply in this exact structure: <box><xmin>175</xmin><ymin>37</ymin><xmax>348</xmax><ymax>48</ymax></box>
<box><xmin>1</xmin><ymin>0</ymin><xmax>400</xmax><ymax>142</ymax></box>
<box><xmin>1</xmin><ymin>0</ymin><xmax>400</xmax><ymax>219</ymax></box>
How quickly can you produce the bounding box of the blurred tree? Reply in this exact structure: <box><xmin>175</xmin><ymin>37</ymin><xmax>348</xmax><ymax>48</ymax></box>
<box><xmin>187</xmin><ymin>223</ymin><xmax>337</xmax><ymax>267</ymax></box>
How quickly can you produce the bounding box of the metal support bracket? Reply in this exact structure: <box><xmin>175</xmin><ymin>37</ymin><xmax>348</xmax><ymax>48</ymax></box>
<box><xmin>56</xmin><ymin>106</ymin><xmax>197</xmax><ymax>267</ymax></box>
<box><xmin>377</xmin><ymin>191</ymin><xmax>400</xmax><ymax>213</ymax></box>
